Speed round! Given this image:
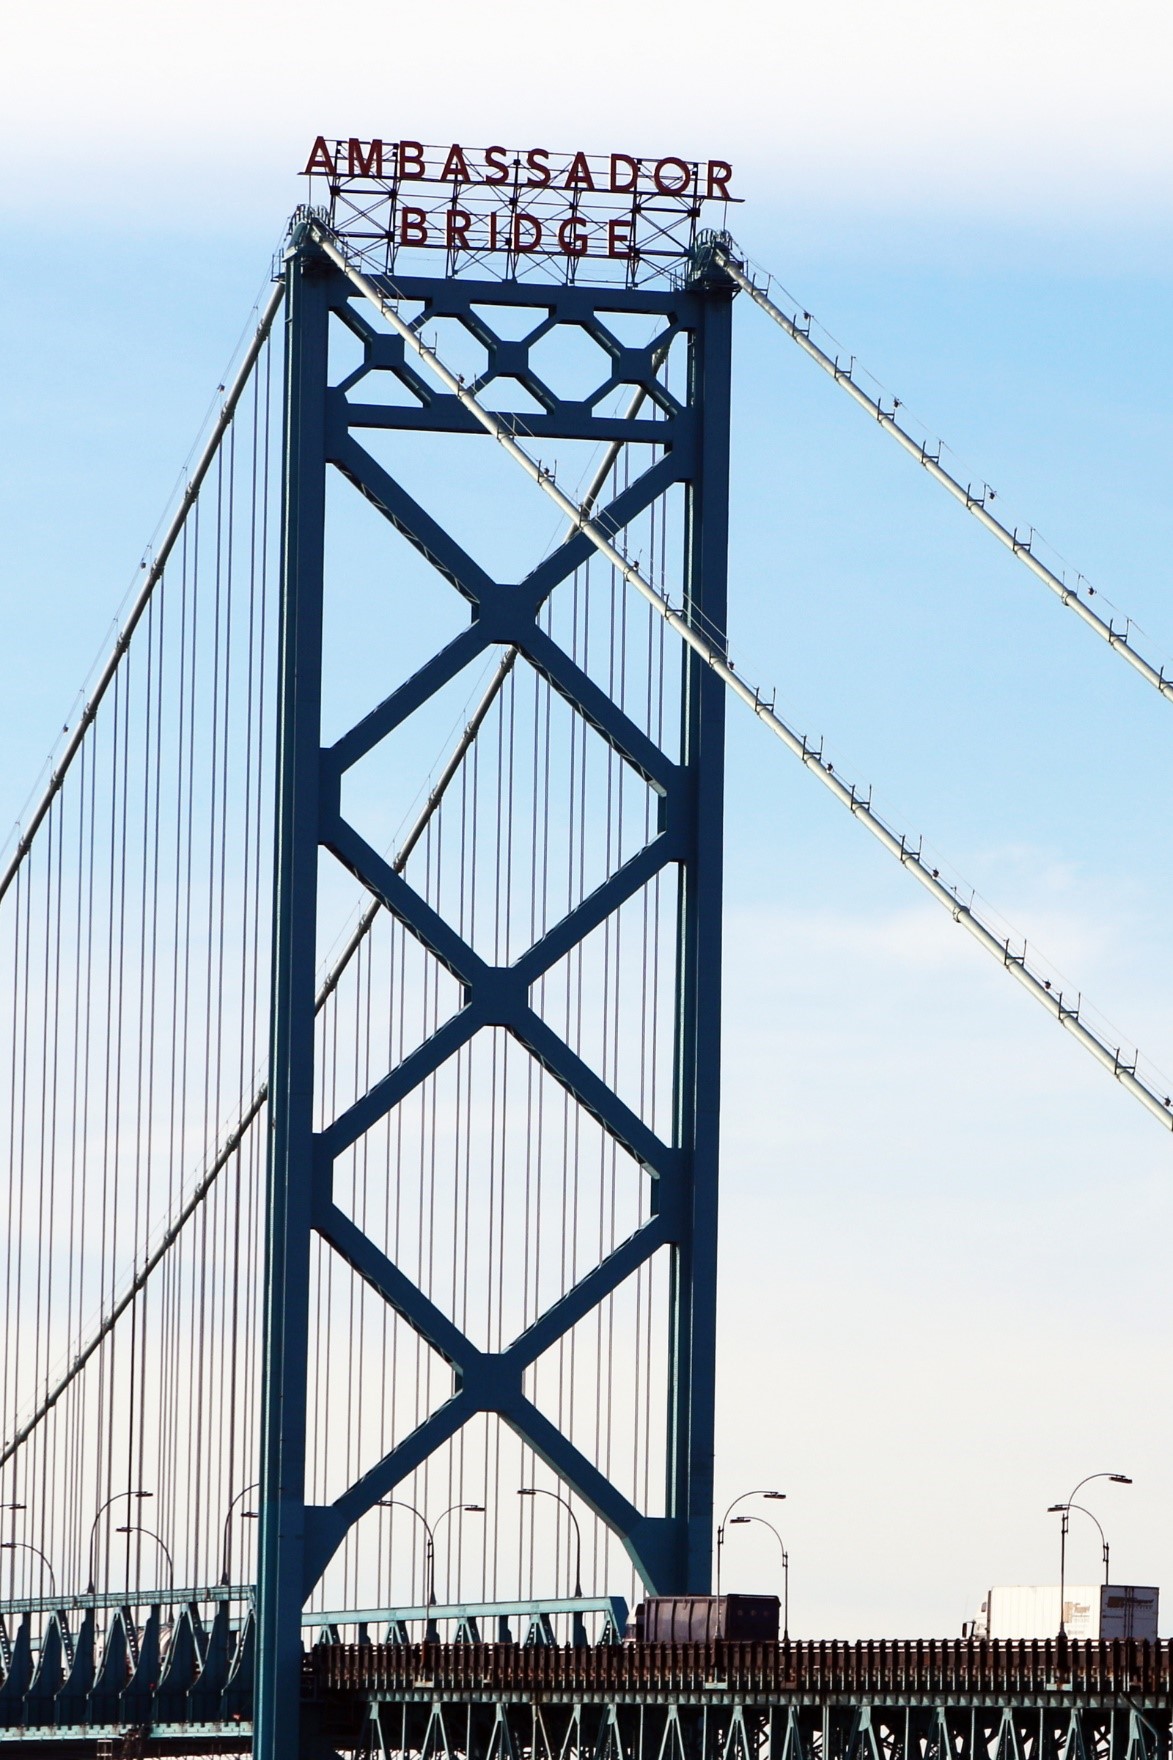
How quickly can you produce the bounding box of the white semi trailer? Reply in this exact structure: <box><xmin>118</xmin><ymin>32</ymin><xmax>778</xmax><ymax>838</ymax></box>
<box><xmin>967</xmin><ymin>1586</ymin><xmax>1158</xmax><ymax>1641</ymax></box>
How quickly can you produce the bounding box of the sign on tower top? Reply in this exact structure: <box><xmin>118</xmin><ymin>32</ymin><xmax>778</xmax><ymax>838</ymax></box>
<box><xmin>301</xmin><ymin>138</ymin><xmax>739</xmax><ymax>285</ymax></box>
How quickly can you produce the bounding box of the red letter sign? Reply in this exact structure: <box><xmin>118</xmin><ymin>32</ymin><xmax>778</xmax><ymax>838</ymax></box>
<box><xmin>483</xmin><ymin>146</ymin><xmax>510</xmax><ymax>184</ymax></box>
<box><xmin>705</xmin><ymin>159</ymin><xmax>732</xmax><ymax>199</ymax></box>
<box><xmin>557</xmin><ymin>217</ymin><xmax>589</xmax><ymax>257</ymax></box>
<box><xmin>446</xmin><ymin>208</ymin><xmax>473</xmax><ymax>249</ymax></box>
<box><xmin>513</xmin><ymin>215</ymin><xmax>542</xmax><ymax>252</ymax></box>
<box><xmin>608</xmin><ymin>218</ymin><xmax>633</xmax><ymax>258</ymax></box>
<box><xmin>440</xmin><ymin>143</ymin><xmax>471</xmax><ymax>181</ymax></box>
<box><xmin>400</xmin><ymin>207</ymin><xmax>428</xmax><ymax>245</ymax></box>
<box><xmin>563</xmin><ymin>151</ymin><xmax>595</xmax><ymax>191</ymax></box>
<box><xmin>397</xmin><ymin>141</ymin><xmax>426</xmax><ymax>180</ymax></box>
<box><xmin>609</xmin><ymin>154</ymin><xmax>638</xmax><ymax>193</ymax></box>
<box><xmin>524</xmin><ymin>149</ymin><xmax>551</xmax><ymax>187</ymax></box>
<box><xmin>347</xmin><ymin>139</ymin><xmax>383</xmax><ymax>177</ymax></box>
<box><xmin>302</xmin><ymin>136</ymin><xmax>335</xmax><ymax>176</ymax></box>
<box><xmin>653</xmin><ymin>157</ymin><xmax>692</xmax><ymax>195</ymax></box>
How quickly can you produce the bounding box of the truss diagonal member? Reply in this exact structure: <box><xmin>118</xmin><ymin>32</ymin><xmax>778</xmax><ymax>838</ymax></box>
<box><xmin>711</xmin><ymin>241</ymin><xmax>1173</xmax><ymax>707</ymax></box>
<box><xmin>512</xmin><ymin>1006</ymin><xmax>680</xmax><ymax>1176</ymax></box>
<box><xmin>312</xmin><ymin>219</ymin><xmax>1173</xmax><ymax>1138</ymax></box>
<box><xmin>333</xmin><ymin>431</ymin><xmax>499</xmax><ymax>607</ymax></box>
<box><xmin>499</xmin><ymin>1392</ymin><xmax>676</xmax><ymax>1589</ymax></box>
<box><xmin>513</xmin><ymin>837</ymin><xmax>679</xmax><ymax>989</ymax></box>
<box><xmin>323</xmin><ymin>813</ymin><xmax>489</xmax><ymax>989</ymax></box>
<box><xmin>522</xmin><ymin>448</ymin><xmax>687</xmax><ymax>614</ymax></box>
<box><xmin>320</xmin><ymin>1007</ymin><xmax>480</xmax><ymax>1163</ymax></box>
<box><xmin>315</xmin><ymin>1200</ymin><xmax>480</xmax><ymax>1373</ymax></box>
<box><xmin>328</xmin><ymin>624</ymin><xmax>491</xmax><ymax>776</ymax></box>
<box><xmin>317</xmin><ymin>645</ymin><xmax>520</xmax><ymax>1009</ymax></box>
<box><xmin>521</xmin><ymin>625</ymin><xmax>677</xmax><ymax>790</ymax></box>
<box><xmin>506</xmin><ymin>1394</ymin><xmax>647</xmax><ymax>1536</ymax></box>
<box><xmin>311</xmin><ymin>1392</ymin><xmax>475</xmax><ymax>1586</ymax></box>
<box><xmin>502</xmin><ymin>1215</ymin><xmax>670</xmax><ymax>1374</ymax></box>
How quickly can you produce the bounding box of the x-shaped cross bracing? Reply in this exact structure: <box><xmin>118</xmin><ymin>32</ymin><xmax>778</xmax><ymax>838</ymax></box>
<box><xmin>301</xmin><ymin>294</ymin><xmax>701</xmax><ymax>1594</ymax></box>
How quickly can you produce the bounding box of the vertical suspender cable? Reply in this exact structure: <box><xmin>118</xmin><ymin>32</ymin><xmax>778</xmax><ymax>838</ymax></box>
<box><xmin>0</xmin><ymin>283</ymin><xmax>286</xmax><ymax>912</ymax></box>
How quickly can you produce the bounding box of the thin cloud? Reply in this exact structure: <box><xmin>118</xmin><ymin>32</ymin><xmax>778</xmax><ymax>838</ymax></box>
<box><xmin>3</xmin><ymin>0</ymin><xmax>1171</xmax><ymax>219</ymax></box>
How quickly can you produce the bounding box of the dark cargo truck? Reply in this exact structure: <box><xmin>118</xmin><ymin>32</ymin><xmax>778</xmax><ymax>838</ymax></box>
<box><xmin>633</xmin><ymin>1594</ymin><xmax>780</xmax><ymax>1643</ymax></box>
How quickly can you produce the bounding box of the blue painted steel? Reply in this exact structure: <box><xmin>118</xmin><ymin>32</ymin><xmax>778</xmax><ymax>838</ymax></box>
<box><xmin>671</xmin><ymin>272</ymin><xmax>733</xmax><ymax>1592</ymax></box>
<box><xmin>257</xmin><ymin>232</ymin><xmax>735</xmax><ymax>1757</ymax></box>
<box><xmin>301</xmin><ymin>1595</ymin><xmax>629</xmax><ymax>1639</ymax></box>
<box><xmin>256</xmin><ymin>237</ymin><xmax>332</xmax><ymax>1760</ymax></box>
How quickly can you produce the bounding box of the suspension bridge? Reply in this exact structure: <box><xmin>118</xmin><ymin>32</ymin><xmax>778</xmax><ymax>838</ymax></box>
<box><xmin>0</xmin><ymin>144</ymin><xmax>1169</xmax><ymax>1758</ymax></box>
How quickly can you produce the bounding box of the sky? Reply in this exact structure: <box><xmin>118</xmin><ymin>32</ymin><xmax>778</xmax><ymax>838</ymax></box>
<box><xmin>2</xmin><ymin>0</ymin><xmax>1172</xmax><ymax>1636</ymax></box>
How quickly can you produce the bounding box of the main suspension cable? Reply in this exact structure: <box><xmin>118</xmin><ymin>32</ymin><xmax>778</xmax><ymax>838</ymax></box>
<box><xmin>310</xmin><ymin>218</ymin><xmax>1173</xmax><ymax>1139</ymax></box>
<box><xmin>706</xmin><ymin>236</ymin><xmax>1173</xmax><ymax>707</ymax></box>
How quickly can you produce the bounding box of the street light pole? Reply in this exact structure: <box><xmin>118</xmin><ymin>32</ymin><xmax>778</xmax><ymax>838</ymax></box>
<box><xmin>430</xmin><ymin>1502</ymin><xmax>485</xmax><ymax>1604</ymax></box>
<box><xmin>1049</xmin><ymin>1472</ymin><xmax>1130</xmax><ymax>1636</ymax></box>
<box><xmin>0</xmin><ymin>1540</ymin><xmax>56</xmax><ymax>1598</ymax></box>
<box><xmin>115</xmin><ymin>1524</ymin><xmax>176</xmax><ymax>1594</ymax></box>
<box><xmin>378</xmin><ymin>1499</ymin><xmax>437</xmax><ymax>1639</ymax></box>
<box><xmin>1067</xmin><ymin>1503</ymin><xmax>1111</xmax><ymax>1582</ymax></box>
<box><xmin>518</xmin><ymin>1486</ymin><xmax>583</xmax><ymax>1597</ymax></box>
<box><xmin>715</xmin><ymin>1490</ymin><xmax>785</xmax><ymax>1598</ymax></box>
<box><xmin>220</xmin><ymin>1481</ymin><xmax>260</xmax><ymax>1585</ymax></box>
<box><xmin>729</xmin><ymin>1514</ymin><xmax>790</xmax><ymax>1640</ymax></box>
<box><xmin>86</xmin><ymin>1490</ymin><xmax>152</xmax><ymax>1593</ymax></box>
<box><xmin>1054</xmin><ymin>1502</ymin><xmax>1069</xmax><ymax>1638</ymax></box>
<box><xmin>518</xmin><ymin>1485</ymin><xmax>590</xmax><ymax>1645</ymax></box>
<box><xmin>2</xmin><ymin>1502</ymin><xmax>26</xmax><ymax>1602</ymax></box>
<box><xmin>1048</xmin><ymin>1500</ymin><xmax>1113</xmax><ymax>1612</ymax></box>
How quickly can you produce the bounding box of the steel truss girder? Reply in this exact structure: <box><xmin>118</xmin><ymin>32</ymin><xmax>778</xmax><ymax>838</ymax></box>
<box><xmin>307</xmin><ymin>1639</ymin><xmax>1173</xmax><ymax>1760</ymax></box>
<box><xmin>0</xmin><ymin>1677</ymin><xmax>1164</xmax><ymax>1758</ymax></box>
<box><xmin>255</xmin><ymin>247</ymin><xmax>733</xmax><ymax>1759</ymax></box>
<box><xmin>354</xmin><ymin>1700</ymin><xmax>1173</xmax><ymax>1760</ymax></box>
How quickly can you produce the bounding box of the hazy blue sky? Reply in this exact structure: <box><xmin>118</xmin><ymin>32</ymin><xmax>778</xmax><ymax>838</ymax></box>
<box><xmin>2</xmin><ymin>0</ymin><xmax>1171</xmax><ymax>1634</ymax></box>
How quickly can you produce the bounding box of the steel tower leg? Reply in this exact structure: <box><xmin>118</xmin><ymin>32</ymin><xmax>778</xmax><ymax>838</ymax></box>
<box><xmin>255</xmin><ymin>243</ymin><xmax>329</xmax><ymax>1760</ymax></box>
<box><xmin>669</xmin><ymin>281</ymin><xmax>733</xmax><ymax>1591</ymax></box>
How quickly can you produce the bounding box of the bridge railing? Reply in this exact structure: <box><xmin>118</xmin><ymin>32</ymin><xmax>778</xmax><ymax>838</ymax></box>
<box><xmin>303</xmin><ymin>1595</ymin><xmax>629</xmax><ymax>1649</ymax></box>
<box><xmin>312</xmin><ymin>1635</ymin><xmax>1173</xmax><ymax>1700</ymax></box>
<box><xmin>0</xmin><ymin>1586</ymin><xmax>257</xmax><ymax>1731</ymax></box>
<box><xmin>0</xmin><ymin>1591</ymin><xmax>630</xmax><ymax>1733</ymax></box>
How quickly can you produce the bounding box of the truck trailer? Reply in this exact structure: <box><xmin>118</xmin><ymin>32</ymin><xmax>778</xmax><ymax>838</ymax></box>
<box><xmin>632</xmin><ymin>1595</ymin><xmax>781</xmax><ymax>1643</ymax></box>
<box><xmin>967</xmin><ymin>1585</ymin><xmax>1158</xmax><ymax>1641</ymax></box>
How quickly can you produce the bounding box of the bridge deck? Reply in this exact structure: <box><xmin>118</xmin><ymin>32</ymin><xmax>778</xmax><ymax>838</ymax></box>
<box><xmin>1</xmin><ymin>1640</ymin><xmax>1169</xmax><ymax>1756</ymax></box>
<box><xmin>298</xmin><ymin>1640</ymin><xmax>1173</xmax><ymax>1760</ymax></box>
<box><xmin>299</xmin><ymin>1640</ymin><xmax>1173</xmax><ymax>1760</ymax></box>
<box><xmin>312</xmin><ymin>1637</ymin><xmax>1173</xmax><ymax>1703</ymax></box>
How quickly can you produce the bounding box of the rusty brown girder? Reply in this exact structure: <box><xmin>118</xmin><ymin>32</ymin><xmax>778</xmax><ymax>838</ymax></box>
<box><xmin>311</xmin><ymin>1637</ymin><xmax>1173</xmax><ymax>1703</ymax></box>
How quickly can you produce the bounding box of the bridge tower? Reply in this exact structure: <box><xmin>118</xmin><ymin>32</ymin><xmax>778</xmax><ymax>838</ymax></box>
<box><xmin>256</xmin><ymin>223</ymin><xmax>735</xmax><ymax>1754</ymax></box>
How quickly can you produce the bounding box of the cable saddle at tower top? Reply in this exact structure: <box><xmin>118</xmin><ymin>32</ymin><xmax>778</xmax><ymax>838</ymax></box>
<box><xmin>708</xmin><ymin>235</ymin><xmax>1173</xmax><ymax>707</ymax></box>
<box><xmin>313</xmin><ymin>217</ymin><xmax>1173</xmax><ymax>1139</ymax></box>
